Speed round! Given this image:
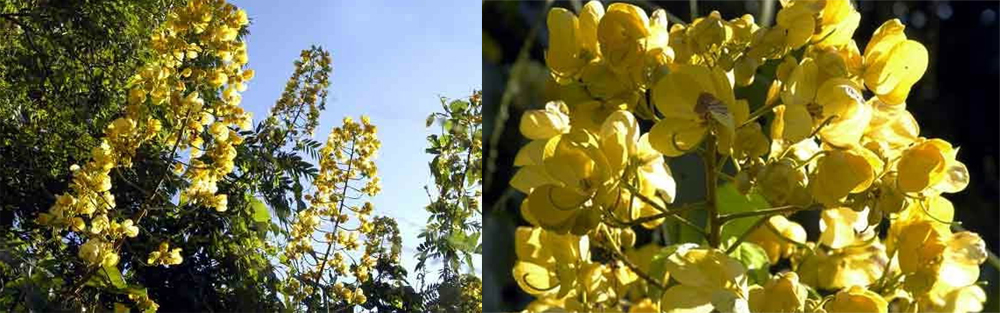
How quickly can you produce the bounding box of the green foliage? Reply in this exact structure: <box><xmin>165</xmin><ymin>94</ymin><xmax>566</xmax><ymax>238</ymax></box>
<box><xmin>415</xmin><ymin>91</ymin><xmax>483</xmax><ymax>312</ymax></box>
<box><xmin>717</xmin><ymin>184</ymin><xmax>772</xmax><ymax>242</ymax></box>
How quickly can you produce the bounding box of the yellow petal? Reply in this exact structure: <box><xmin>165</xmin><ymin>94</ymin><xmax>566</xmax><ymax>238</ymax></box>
<box><xmin>816</xmin><ymin>78</ymin><xmax>870</xmax><ymax>148</ymax></box>
<box><xmin>649</xmin><ymin>118</ymin><xmax>707</xmax><ymax>157</ymax></box>
<box><xmin>546</xmin><ymin>8</ymin><xmax>586</xmax><ymax>80</ymax></box>
<box><xmin>521</xmin><ymin>101</ymin><xmax>572</xmax><ymax>140</ymax></box>
<box><xmin>897</xmin><ymin>139</ymin><xmax>956</xmax><ymax>193</ymax></box>
<box><xmin>578</xmin><ymin>1</ymin><xmax>605</xmax><ymax>57</ymax></box>
<box><xmin>863</xmin><ymin>19</ymin><xmax>906</xmax><ymax>67</ymax></box>
<box><xmin>513</xmin><ymin>261</ymin><xmax>560</xmax><ymax>296</ymax></box>
<box><xmin>526</xmin><ymin>185</ymin><xmax>586</xmax><ymax>230</ymax></box>
<box><xmin>598</xmin><ymin>3</ymin><xmax>650</xmax><ymax>70</ymax></box>
<box><xmin>874</xmin><ymin>40</ymin><xmax>928</xmax><ymax>105</ymax></box>
<box><xmin>660</xmin><ymin>285</ymin><xmax>714</xmax><ymax>313</ymax></box>
<box><xmin>771</xmin><ymin>104</ymin><xmax>813</xmax><ymax>144</ymax></box>
<box><xmin>825</xmin><ymin>285</ymin><xmax>888</xmax><ymax>313</ymax></box>
<box><xmin>776</xmin><ymin>3</ymin><xmax>817</xmax><ymax>49</ymax></box>
<box><xmin>781</xmin><ymin>58</ymin><xmax>819</xmax><ymax>107</ymax></box>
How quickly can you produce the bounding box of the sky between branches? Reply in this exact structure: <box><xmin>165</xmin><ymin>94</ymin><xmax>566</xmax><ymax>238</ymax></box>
<box><xmin>232</xmin><ymin>0</ymin><xmax>483</xmax><ymax>283</ymax></box>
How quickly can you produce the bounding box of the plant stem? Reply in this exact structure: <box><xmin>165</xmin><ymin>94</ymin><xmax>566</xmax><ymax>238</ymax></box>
<box><xmin>703</xmin><ymin>133</ymin><xmax>720</xmax><ymax>248</ymax></box>
<box><xmin>719</xmin><ymin>204</ymin><xmax>820</xmax><ymax>223</ymax></box>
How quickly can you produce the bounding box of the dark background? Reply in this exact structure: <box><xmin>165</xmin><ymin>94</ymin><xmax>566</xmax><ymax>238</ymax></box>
<box><xmin>483</xmin><ymin>1</ymin><xmax>1000</xmax><ymax>312</ymax></box>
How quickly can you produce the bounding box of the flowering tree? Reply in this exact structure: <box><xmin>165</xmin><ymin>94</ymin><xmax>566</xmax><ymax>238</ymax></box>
<box><xmin>507</xmin><ymin>1</ymin><xmax>990</xmax><ymax>312</ymax></box>
<box><xmin>0</xmin><ymin>1</ymin><xmax>481</xmax><ymax>312</ymax></box>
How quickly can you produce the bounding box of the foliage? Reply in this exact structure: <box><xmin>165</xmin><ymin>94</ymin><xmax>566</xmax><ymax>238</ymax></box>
<box><xmin>415</xmin><ymin>91</ymin><xmax>484</xmax><ymax>312</ymax></box>
<box><xmin>508</xmin><ymin>1</ymin><xmax>989</xmax><ymax>313</ymax></box>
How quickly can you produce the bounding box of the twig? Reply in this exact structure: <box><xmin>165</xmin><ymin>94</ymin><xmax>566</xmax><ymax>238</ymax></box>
<box><xmin>621</xmin><ymin>184</ymin><xmax>708</xmax><ymax>237</ymax></box>
<box><xmin>719</xmin><ymin>205</ymin><xmax>819</xmax><ymax>223</ymax></box>
<box><xmin>609</xmin><ymin>246</ymin><xmax>666</xmax><ymax>291</ymax></box>
<box><xmin>484</xmin><ymin>0</ymin><xmax>552</xmax><ymax>191</ymax></box>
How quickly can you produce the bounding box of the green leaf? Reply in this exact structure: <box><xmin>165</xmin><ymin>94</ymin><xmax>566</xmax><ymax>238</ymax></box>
<box><xmin>647</xmin><ymin>244</ymin><xmax>686</xmax><ymax>298</ymax></box>
<box><xmin>463</xmin><ymin>252</ymin><xmax>475</xmax><ymax>271</ymax></box>
<box><xmin>426</xmin><ymin>114</ymin><xmax>436</xmax><ymax>127</ymax></box>
<box><xmin>716</xmin><ymin>184</ymin><xmax>771</xmax><ymax>243</ymax></box>
<box><xmin>447</xmin><ymin>231</ymin><xmax>478</xmax><ymax>253</ymax></box>
<box><xmin>250</xmin><ymin>197</ymin><xmax>270</xmax><ymax>224</ymax></box>
<box><xmin>449</xmin><ymin>99</ymin><xmax>468</xmax><ymax>113</ymax></box>
<box><xmin>102</xmin><ymin>264</ymin><xmax>127</xmax><ymax>290</ymax></box>
<box><xmin>725</xmin><ymin>239</ymin><xmax>770</xmax><ymax>285</ymax></box>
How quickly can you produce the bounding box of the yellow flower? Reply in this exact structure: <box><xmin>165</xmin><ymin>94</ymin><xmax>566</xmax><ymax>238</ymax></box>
<box><xmin>886</xmin><ymin>195</ymin><xmax>954</xmax><ymax>255</ymax></box>
<box><xmin>748</xmin><ymin>272</ymin><xmax>808</xmax><ymax>313</ymax></box>
<box><xmin>600</xmin><ymin>110</ymin><xmax>676</xmax><ymax>227</ymax></box>
<box><xmin>824</xmin><ymin>285</ymin><xmax>888</xmax><ymax>313</ymax></box>
<box><xmin>121</xmin><ymin>219</ymin><xmax>139</xmax><ymax>238</ymax></box>
<box><xmin>546</xmin><ymin>7</ymin><xmax>588</xmax><ymax>83</ymax></box>
<box><xmin>756</xmin><ymin>160</ymin><xmax>810</xmax><ymax>207</ymax></box>
<box><xmin>513</xmin><ymin>227</ymin><xmax>589</xmax><ymax>298</ymax></box>
<box><xmin>896</xmin><ymin>220</ymin><xmax>985</xmax><ymax>302</ymax></box>
<box><xmin>660</xmin><ymin>245</ymin><xmax>748</xmax><ymax>313</ymax></box>
<box><xmin>818</xmin><ymin>207</ymin><xmax>872</xmax><ymax>249</ymax></box>
<box><xmin>797</xmin><ymin>241</ymin><xmax>887</xmax><ymax>289</ymax></box>
<box><xmin>685</xmin><ymin>11</ymin><xmax>731</xmax><ymax>56</ymax></box>
<box><xmin>896</xmin><ymin>138</ymin><xmax>969</xmax><ymax>195</ymax></box>
<box><xmin>650</xmin><ymin>65</ymin><xmax>746</xmax><ymax>157</ymax></box>
<box><xmin>598</xmin><ymin>3</ymin><xmax>650</xmax><ymax>73</ymax></box>
<box><xmin>863</xmin><ymin>98</ymin><xmax>919</xmax><ymax>158</ymax></box>
<box><xmin>862</xmin><ymin>19</ymin><xmax>928</xmax><ymax>105</ymax></box>
<box><xmin>775</xmin><ymin>3</ymin><xmax>816</xmax><ymax>50</ymax></box>
<box><xmin>520</xmin><ymin>101</ymin><xmax>572</xmax><ymax>140</ymax></box>
<box><xmin>149</xmin><ymin>242</ymin><xmax>184</xmax><ymax>266</ymax></box>
<box><xmin>748</xmin><ymin>3</ymin><xmax>816</xmax><ymax>59</ymax></box>
<box><xmin>733</xmin><ymin>122</ymin><xmax>769</xmax><ymax>160</ymax></box>
<box><xmin>809</xmin><ymin>147</ymin><xmax>883</xmax><ymax>207</ymax></box>
<box><xmin>816</xmin><ymin>78</ymin><xmax>871</xmax><ymax>148</ymax></box>
<box><xmin>746</xmin><ymin>215</ymin><xmax>806</xmax><ymax>264</ymax></box>
<box><xmin>811</xmin><ymin>0</ymin><xmax>861</xmax><ymax>49</ymax></box>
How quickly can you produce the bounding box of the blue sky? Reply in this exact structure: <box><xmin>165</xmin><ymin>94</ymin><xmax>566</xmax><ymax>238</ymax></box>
<box><xmin>232</xmin><ymin>0</ymin><xmax>481</xmax><ymax>282</ymax></box>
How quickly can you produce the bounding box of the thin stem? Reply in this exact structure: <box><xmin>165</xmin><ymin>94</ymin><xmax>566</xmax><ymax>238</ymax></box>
<box><xmin>621</xmin><ymin>184</ymin><xmax>708</xmax><ymax>237</ymax></box>
<box><xmin>720</xmin><ymin>205</ymin><xmax>819</xmax><ymax>223</ymax></box>
<box><xmin>740</xmin><ymin>102</ymin><xmax>777</xmax><ymax>128</ymax></box>
<box><xmin>608</xmin><ymin>245</ymin><xmax>666</xmax><ymax>291</ymax></box>
<box><xmin>703</xmin><ymin>133</ymin><xmax>720</xmax><ymax>248</ymax></box>
<box><xmin>725</xmin><ymin>215</ymin><xmax>770</xmax><ymax>254</ymax></box>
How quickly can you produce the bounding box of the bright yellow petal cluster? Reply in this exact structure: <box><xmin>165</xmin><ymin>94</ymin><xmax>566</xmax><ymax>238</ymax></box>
<box><xmin>518</xmin><ymin>2</ymin><xmax>982</xmax><ymax>313</ymax></box>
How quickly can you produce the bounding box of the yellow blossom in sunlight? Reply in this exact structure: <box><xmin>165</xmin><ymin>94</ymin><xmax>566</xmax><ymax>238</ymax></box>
<box><xmin>746</xmin><ymin>215</ymin><xmax>806</xmax><ymax>264</ymax></box>
<box><xmin>825</xmin><ymin>285</ymin><xmax>888</xmax><ymax>313</ymax></box>
<box><xmin>520</xmin><ymin>101</ymin><xmax>572</xmax><ymax>140</ymax></box>
<box><xmin>809</xmin><ymin>147</ymin><xmax>883</xmax><ymax>207</ymax></box>
<box><xmin>748</xmin><ymin>272</ymin><xmax>808</xmax><ymax>313</ymax></box>
<box><xmin>862</xmin><ymin>19</ymin><xmax>928</xmax><ymax>105</ymax></box>
<box><xmin>649</xmin><ymin>64</ymin><xmax>747</xmax><ymax>157</ymax></box>
<box><xmin>896</xmin><ymin>138</ymin><xmax>969</xmax><ymax>195</ymax></box>
<box><xmin>546</xmin><ymin>7</ymin><xmax>588</xmax><ymax>83</ymax></box>
<box><xmin>660</xmin><ymin>245</ymin><xmax>748</xmax><ymax>313</ymax></box>
<box><xmin>598</xmin><ymin>3</ymin><xmax>650</xmax><ymax>77</ymax></box>
<box><xmin>797</xmin><ymin>241</ymin><xmax>888</xmax><ymax>290</ymax></box>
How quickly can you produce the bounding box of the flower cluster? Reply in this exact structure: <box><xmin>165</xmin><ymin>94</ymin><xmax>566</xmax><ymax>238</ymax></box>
<box><xmin>147</xmin><ymin>242</ymin><xmax>184</xmax><ymax>267</ymax></box>
<box><xmin>40</xmin><ymin>0</ymin><xmax>253</xmax><ymax>269</ymax></box>
<box><xmin>264</xmin><ymin>46</ymin><xmax>332</xmax><ymax>140</ymax></box>
<box><xmin>512</xmin><ymin>1</ymin><xmax>986</xmax><ymax>312</ymax></box>
<box><xmin>280</xmin><ymin>115</ymin><xmax>381</xmax><ymax>307</ymax></box>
